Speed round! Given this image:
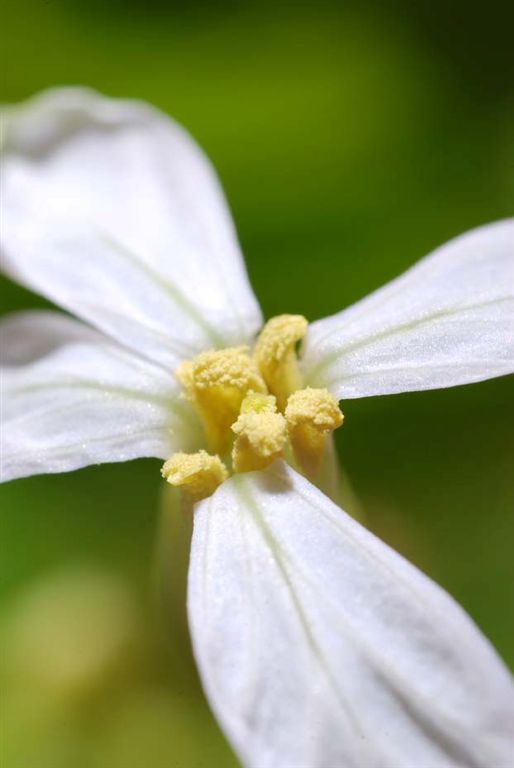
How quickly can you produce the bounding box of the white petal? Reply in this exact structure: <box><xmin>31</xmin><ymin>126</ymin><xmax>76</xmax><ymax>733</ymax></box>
<box><xmin>0</xmin><ymin>309</ymin><xmax>102</xmax><ymax>365</ymax></box>
<box><xmin>188</xmin><ymin>461</ymin><xmax>514</xmax><ymax>768</ymax></box>
<box><xmin>301</xmin><ymin>220</ymin><xmax>514</xmax><ymax>398</ymax></box>
<box><xmin>1</xmin><ymin>88</ymin><xmax>262</xmax><ymax>370</ymax></box>
<box><xmin>0</xmin><ymin>311</ymin><xmax>201</xmax><ymax>481</ymax></box>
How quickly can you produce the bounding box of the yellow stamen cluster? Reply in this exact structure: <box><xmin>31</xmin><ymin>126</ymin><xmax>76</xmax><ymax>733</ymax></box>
<box><xmin>162</xmin><ymin>315</ymin><xmax>344</xmax><ymax>501</ymax></box>
<box><xmin>176</xmin><ymin>347</ymin><xmax>266</xmax><ymax>455</ymax></box>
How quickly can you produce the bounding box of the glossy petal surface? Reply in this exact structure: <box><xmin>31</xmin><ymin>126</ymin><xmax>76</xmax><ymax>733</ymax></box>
<box><xmin>188</xmin><ymin>461</ymin><xmax>514</xmax><ymax>768</ymax></box>
<box><xmin>1</xmin><ymin>311</ymin><xmax>200</xmax><ymax>481</ymax></box>
<box><xmin>1</xmin><ymin>88</ymin><xmax>262</xmax><ymax>369</ymax></box>
<box><xmin>302</xmin><ymin>220</ymin><xmax>514</xmax><ymax>398</ymax></box>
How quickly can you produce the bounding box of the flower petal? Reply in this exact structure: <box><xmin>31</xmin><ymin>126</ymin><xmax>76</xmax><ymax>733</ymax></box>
<box><xmin>0</xmin><ymin>311</ymin><xmax>201</xmax><ymax>481</ymax></box>
<box><xmin>1</xmin><ymin>88</ymin><xmax>262</xmax><ymax>370</ymax></box>
<box><xmin>301</xmin><ymin>220</ymin><xmax>514</xmax><ymax>398</ymax></box>
<box><xmin>188</xmin><ymin>461</ymin><xmax>514</xmax><ymax>768</ymax></box>
<box><xmin>0</xmin><ymin>309</ymin><xmax>102</xmax><ymax>365</ymax></box>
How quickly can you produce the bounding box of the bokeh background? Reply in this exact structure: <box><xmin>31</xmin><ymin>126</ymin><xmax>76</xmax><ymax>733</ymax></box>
<box><xmin>1</xmin><ymin>1</ymin><xmax>513</xmax><ymax>766</ymax></box>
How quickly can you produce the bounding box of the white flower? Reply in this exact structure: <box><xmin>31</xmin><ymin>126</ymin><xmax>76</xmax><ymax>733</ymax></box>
<box><xmin>1</xmin><ymin>88</ymin><xmax>513</xmax><ymax>768</ymax></box>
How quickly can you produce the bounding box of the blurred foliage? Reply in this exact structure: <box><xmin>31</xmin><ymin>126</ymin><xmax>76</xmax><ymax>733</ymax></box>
<box><xmin>1</xmin><ymin>1</ymin><xmax>513</xmax><ymax>766</ymax></box>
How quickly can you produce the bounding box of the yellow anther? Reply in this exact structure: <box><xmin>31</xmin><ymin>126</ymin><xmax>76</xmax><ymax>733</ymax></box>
<box><xmin>285</xmin><ymin>388</ymin><xmax>343</xmax><ymax>475</ymax></box>
<box><xmin>175</xmin><ymin>347</ymin><xmax>266</xmax><ymax>454</ymax></box>
<box><xmin>192</xmin><ymin>347</ymin><xmax>264</xmax><ymax>391</ymax></box>
<box><xmin>253</xmin><ymin>314</ymin><xmax>308</xmax><ymax>411</ymax></box>
<box><xmin>161</xmin><ymin>450</ymin><xmax>228</xmax><ymax>501</ymax></box>
<box><xmin>232</xmin><ymin>392</ymin><xmax>287</xmax><ymax>473</ymax></box>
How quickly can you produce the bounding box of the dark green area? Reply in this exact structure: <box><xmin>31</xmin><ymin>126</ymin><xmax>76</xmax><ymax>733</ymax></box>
<box><xmin>1</xmin><ymin>2</ymin><xmax>513</xmax><ymax>765</ymax></box>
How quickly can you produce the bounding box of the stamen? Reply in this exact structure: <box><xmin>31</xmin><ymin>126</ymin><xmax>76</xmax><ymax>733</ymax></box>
<box><xmin>176</xmin><ymin>347</ymin><xmax>266</xmax><ymax>454</ymax></box>
<box><xmin>232</xmin><ymin>392</ymin><xmax>287</xmax><ymax>473</ymax></box>
<box><xmin>253</xmin><ymin>314</ymin><xmax>307</xmax><ymax>411</ymax></box>
<box><xmin>285</xmin><ymin>388</ymin><xmax>343</xmax><ymax>475</ymax></box>
<box><xmin>176</xmin><ymin>360</ymin><xmax>195</xmax><ymax>394</ymax></box>
<box><xmin>161</xmin><ymin>450</ymin><xmax>228</xmax><ymax>501</ymax></box>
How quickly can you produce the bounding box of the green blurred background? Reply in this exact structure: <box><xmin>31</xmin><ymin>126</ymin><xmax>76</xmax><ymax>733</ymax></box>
<box><xmin>1</xmin><ymin>1</ymin><xmax>513</xmax><ymax>766</ymax></box>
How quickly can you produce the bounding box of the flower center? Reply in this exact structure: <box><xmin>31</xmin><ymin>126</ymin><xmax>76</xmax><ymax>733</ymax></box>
<box><xmin>161</xmin><ymin>315</ymin><xmax>344</xmax><ymax>500</ymax></box>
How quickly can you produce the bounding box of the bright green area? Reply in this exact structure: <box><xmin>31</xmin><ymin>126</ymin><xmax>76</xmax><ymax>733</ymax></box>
<box><xmin>1</xmin><ymin>1</ymin><xmax>513</xmax><ymax>766</ymax></box>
